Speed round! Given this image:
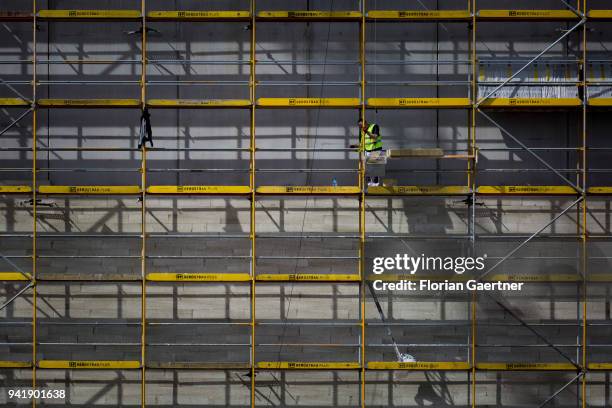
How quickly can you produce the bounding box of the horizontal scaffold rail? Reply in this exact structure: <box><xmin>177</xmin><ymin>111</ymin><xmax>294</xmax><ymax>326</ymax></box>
<box><xmin>147</xmin><ymin>11</ymin><xmax>251</xmax><ymax>21</ymax></box>
<box><xmin>256</xmin><ymin>98</ymin><xmax>360</xmax><ymax>108</ymax></box>
<box><xmin>38</xmin><ymin>360</ymin><xmax>141</xmax><ymax>369</ymax></box>
<box><xmin>256</xmin><ymin>186</ymin><xmax>361</xmax><ymax>195</ymax></box>
<box><xmin>480</xmin><ymin>98</ymin><xmax>582</xmax><ymax>108</ymax></box>
<box><xmin>587</xmin><ymin>98</ymin><xmax>612</xmax><ymax>107</ymax></box>
<box><xmin>38</xmin><ymin>99</ymin><xmax>141</xmax><ymax>108</ymax></box>
<box><xmin>367</xmin><ymin>186</ymin><xmax>470</xmax><ymax>196</ymax></box>
<box><xmin>588</xmin><ymin>10</ymin><xmax>612</xmax><ymax>20</ymax></box>
<box><xmin>257</xmin><ymin>362</ymin><xmax>361</xmax><ymax>370</ymax></box>
<box><xmin>476</xmin><ymin>363</ymin><xmax>578</xmax><ymax>371</ymax></box>
<box><xmin>147</xmin><ymin>99</ymin><xmax>251</xmax><ymax>108</ymax></box>
<box><xmin>366</xmin><ymin>10</ymin><xmax>471</xmax><ymax>21</ymax></box>
<box><xmin>367</xmin><ymin>98</ymin><xmax>471</xmax><ymax>109</ymax></box>
<box><xmin>256</xmin><ymin>11</ymin><xmax>362</xmax><ymax>21</ymax></box>
<box><xmin>0</xmin><ymin>98</ymin><xmax>30</xmax><ymax>107</ymax></box>
<box><xmin>476</xmin><ymin>10</ymin><xmax>579</xmax><ymax>21</ymax></box>
<box><xmin>146</xmin><ymin>273</ymin><xmax>251</xmax><ymax>282</ymax></box>
<box><xmin>256</xmin><ymin>274</ymin><xmax>360</xmax><ymax>282</ymax></box>
<box><xmin>0</xmin><ymin>186</ymin><xmax>32</xmax><ymax>193</ymax></box>
<box><xmin>147</xmin><ymin>186</ymin><xmax>251</xmax><ymax>194</ymax></box>
<box><xmin>0</xmin><ymin>272</ymin><xmax>31</xmax><ymax>281</ymax></box>
<box><xmin>477</xmin><ymin>186</ymin><xmax>579</xmax><ymax>195</ymax></box>
<box><xmin>367</xmin><ymin>362</ymin><xmax>470</xmax><ymax>370</ymax></box>
<box><xmin>37</xmin><ymin>10</ymin><xmax>142</xmax><ymax>21</ymax></box>
<box><xmin>38</xmin><ymin>186</ymin><xmax>141</xmax><ymax>195</ymax></box>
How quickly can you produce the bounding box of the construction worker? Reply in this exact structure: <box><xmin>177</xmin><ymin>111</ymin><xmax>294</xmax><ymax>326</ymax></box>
<box><xmin>352</xmin><ymin>118</ymin><xmax>383</xmax><ymax>186</ymax></box>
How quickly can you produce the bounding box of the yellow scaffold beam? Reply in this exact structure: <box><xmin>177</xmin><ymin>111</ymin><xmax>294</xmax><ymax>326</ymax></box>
<box><xmin>367</xmin><ymin>274</ymin><xmax>469</xmax><ymax>282</ymax></box>
<box><xmin>147</xmin><ymin>11</ymin><xmax>251</xmax><ymax>21</ymax></box>
<box><xmin>477</xmin><ymin>186</ymin><xmax>578</xmax><ymax>195</ymax></box>
<box><xmin>0</xmin><ymin>98</ymin><xmax>30</xmax><ymax>107</ymax></box>
<box><xmin>37</xmin><ymin>10</ymin><xmax>142</xmax><ymax>20</ymax></box>
<box><xmin>476</xmin><ymin>363</ymin><xmax>578</xmax><ymax>371</ymax></box>
<box><xmin>147</xmin><ymin>99</ymin><xmax>251</xmax><ymax>108</ymax></box>
<box><xmin>367</xmin><ymin>98</ymin><xmax>471</xmax><ymax>109</ymax></box>
<box><xmin>587</xmin><ymin>98</ymin><xmax>612</xmax><ymax>107</ymax></box>
<box><xmin>367</xmin><ymin>186</ymin><xmax>471</xmax><ymax>196</ymax></box>
<box><xmin>256</xmin><ymin>186</ymin><xmax>361</xmax><ymax>195</ymax></box>
<box><xmin>486</xmin><ymin>274</ymin><xmax>580</xmax><ymax>283</ymax></box>
<box><xmin>0</xmin><ymin>11</ymin><xmax>33</xmax><ymax>22</ymax></box>
<box><xmin>38</xmin><ymin>186</ymin><xmax>141</xmax><ymax>195</ymax></box>
<box><xmin>367</xmin><ymin>361</ymin><xmax>470</xmax><ymax>370</ymax></box>
<box><xmin>366</xmin><ymin>10</ymin><xmax>471</xmax><ymax>21</ymax></box>
<box><xmin>0</xmin><ymin>186</ymin><xmax>32</xmax><ymax>193</ymax></box>
<box><xmin>476</xmin><ymin>10</ymin><xmax>578</xmax><ymax>21</ymax></box>
<box><xmin>587</xmin><ymin>10</ymin><xmax>612</xmax><ymax>20</ymax></box>
<box><xmin>0</xmin><ymin>272</ymin><xmax>31</xmax><ymax>281</ymax></box>
<box><xmin>257</xmin><ymin>362</ymin><xmax>361</xmax><ymax>370</ymax></box>
<box><xmin>147</xmin><ymin>185</ymin><xmax>251</xmax><ymax>194</ymax></box>
<box><xmin>38</xmin><ymin>99</ymin><xmax>141</xmax><ymax>108</ymax></box>
<box><xmin>147</xmin><ymin>362</ymin><xmax>251</xmax><ymax>369</ymax></box>
<box><xmin>0</xmin><ymin>361</ymin><xmax>32</xmax><ymax>368</ymax></box>
<box><xmin>38</xmin><ymin>360</ymin><xmax>141</xmax><ymax>369</ymax></box>
<box><xmin>256</xmin><ymin>274</ymin><xmax>360</xmax><ymax>282</ymax></box>
<box><xmin>480</xmin><ymin>98</ymin><xmax>582</xmax><ymax>108</ymax></box>
<box><xmin>256</xmin><ymin>11</ymin><xmax>362</xmax><ymax>21</ymax></box>
<box><xmin>588</xmin><ymin>187</ymin><xmax>612</xmax><ymax>194</ymax></box>
<box><xmin>146</xmin><ymin>273</ymin><xmax>251</xmax><ymax>282</ymax></box>
<box><xmin>256</xmin><ymin>98</ymin><xmax>361</xmax><ymax>108</ymax></box>
<box><xmin>588</xmin><ymin>363</ymin><xmax>612</xmax><ymax>370</ymax></box>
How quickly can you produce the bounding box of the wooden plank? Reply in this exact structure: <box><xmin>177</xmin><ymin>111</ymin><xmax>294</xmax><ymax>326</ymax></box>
<box><xmin>366</xmin><ymin>10</ymin><xmax>471</xmax><ymax>20</ymax></box>
<box><xmin>147</xmin><ymin>185</ymin><xmax>251</xmax><ymax>194</ymax></box>
<box><xmin>37</xmin><ymin>10</ymin><xmax>141</xmax><ymax>20</ymax></box>
<box><xmin>256</xmin><ymin>274</ymin><xmax>360</xmax><ymax>282</ymax></box>
<box><xmin>367</xmin><ymin>97</ymin><xmax>471</xmax><ymax>108</ymax></box>
<box><xmin>367</xmin><ymin>186</ymin><xmax>470</xmax><ymax>196</ymax></box>
<box><xmin>367</xmin><ymin>361</ymin><xmax>470</xmax><ymax>370</ymax></box>
<box><xmin>257</xmin><ymin>362</ymin><xmax>360</xmax><ymax>370</ymax></box>
<box><xmin>38</xmin><ymin>186</ymin><xmax>141</xmax><ymax>195</ymax></box>
<box><xmin>387</xmin><ymin>148</ymin><xmax>444</xmax><ymax>158</ymax></box>
<box><xmin>147</xmin><ymin>273</ymin><xmax>251</xmax><ymax>282</ymax></box>
<box><xmin>38</xmin><ymin>99</ymin><xmax>141</xmax><ymax>108</ymax></box>
<box><xmin>477</xmin><ymin>186</ymin><xmax>578</xmax><ymax>195</ymax></box>
<box><xmin>147</xmin><ymin>99</ymin><xmax>251</xmax><ymax>108</ymax></box>
<box><xmin>147</xmin><ymin>11</ymin><xmax>250</xmax><ymax>21</ymax></box>
<box><xmin>256</xmin><ymin>186</ymin><xmax>361</xmax><ymax>195</ymax></box>
<box><xmin>38</xmin><ymin>360</ymin><xmax>141</xmax><ymax>369</ymax></box>
<box><xmin>257</xmin><ymin>98</ymin><xmax>360</xmax><ymax>108</ymax></box>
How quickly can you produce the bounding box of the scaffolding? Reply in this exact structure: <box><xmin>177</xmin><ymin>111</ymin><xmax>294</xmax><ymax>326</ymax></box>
<box><xmin>1</xmin><ymin>0</ymin><xmax>612</xmax><ymax>406</ymax></box>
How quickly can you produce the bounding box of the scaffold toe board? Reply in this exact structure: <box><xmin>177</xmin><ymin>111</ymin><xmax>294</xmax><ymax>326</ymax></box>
<box><xmin>0</xmin><ymin>272</ymin><xmax>31</xmax><ymax>281</ymax></box>
<box><xmin>256</xmin><ymin>11</ymin><xmax>362</xmax><ymax>21</ymax></box>
<box><xmin>38</xmin><ymin>360</ymin><xmax>141</xmax><ymax>369</ymax></box>
<box><xmin>256</xmin><ymin>186</ymin><xmax>361</xmax><ymax>195</ymax></box>
<box><xmin>587</xmin><ymin>98</ymin><xmax>612</xmax><ymax>107</ymax></box>
<box><xmin>147</xmin><ymin>362</ymin><xmax>252</xmax><ymax>369</ymax></box>
<box><xmin>39</xmin><ymin>273</ymin><xmax>139</xmax><ymax>281</ymax></box>
<box><xmin>0</xmin><ymin>186</ymin><xmax>33</xmax><ymax>193</ymax></box>
<box><xmin>0</xmin><ymin>361</ymin><xmax>32</xmax><ymax>368</ymax></box>
<box><xmin>146</xmin><ymin>11</ymin><xmax>251</xmax><ymax>21</ymax></box>
<box><xmin>480</xmin><ymin>98</ymin><xmax>582</xmax><ymax>108</ymax></box>
<box><xmin>256</xmin><ymin>98</ymin><xmax>361</xmax><ymax>108</ymax></box>
<box><xmin>367</xmin><ymin>186</ymin><xmax>471</xmax><ymax>196</ymax></box>
<box><xmin>367</xmin><ymin>362</ymin><xmax>471</xmax><ymax>370</ymax></box>
<box><xmin>487</xmin><ymin>274</ymin><xmax>580</xmax><ymax>283</ymax></box>
<box><xmin>588</xmin><ymin>187</ymin><xmax>612</xmax><ymax>194</ymax></box>
<box><xmin>147</xmin><ymin>99</ymin><xmax>252</xmax><ymax>108</ymax></box>
<box><xmin>38</xmin><ymin>186</ymin><xmax>142</xmax><ymax>195</ymax></box>
<box><xmin>256</xmin><ymin>274</ymin><xmax>360</xmax><ymax>282</ymax></box>
<box><xmin>0</xmin><ymin>98</ymin><xmax>30</xmax><ymax>107</ymax></box>
<box><xmin>588</xmin><ymin>363</ymin><xmax>612</xmax><ymax>370</ymax></box>
<box><xmin>37</xmin><ymin>99</ymin><xmax>141</xmax><ymax>108</ymax></box>
<box><xmin>476</xmin><ymin>10</ymin><xmax>579</xmax><ymax>20</ymax></box>
<box><xmin>0</xmin><ymin>11</ymin><xmax>33</xmax><ymax>21</ymax></box>
<box><xmin>476</xmin><ymin>363</ymin><xmax>578</xmax><ymax>371</ymax></box>
<box><xmin>367</xmin><ymin>97</ymin><xmax>471</xmax><ymax>108</ymax></box>
<box><xmin>146</xmin><ymin>273</ymin><xmax>251</xmax><ymax>282</ymax></box>
<box><xmin>477</xmin><ymin>186</ymin><xmax>578</xmax><ymax>195</ymax></box>
<box><xmin>588</xmin><ymin>10</ymin><xmax>612</xmax><ymax>20</ymax></box>
<box><xmin>147</xmin><ymin>185</ymin><xmax>251</xmax><ymax>194</ymax></box>
<box><xmin>256</xmin><ymin>362</ymin><xmax>361</xmax><ymax>370</ymax></box>
<box><xmin>366</xmin><ymin>10</ymin><xmax>471</xmax><ymax>21</ymax></box>
<box><xmin>37</xmin><ymin>10</ymin><xmax>142</xmax><ymax>20</ymax></box>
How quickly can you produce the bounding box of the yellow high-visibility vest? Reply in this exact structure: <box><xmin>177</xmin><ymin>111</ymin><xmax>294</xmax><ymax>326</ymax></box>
<box><xmin>362</xmin><ymin>123</ymin><xmax>382</xmax><ymax>151</ymax></box>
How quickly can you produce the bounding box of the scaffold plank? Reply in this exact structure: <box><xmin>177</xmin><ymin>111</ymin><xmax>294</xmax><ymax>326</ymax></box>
<box><xmin>147</xmin><ymin>273</ymin><xmax>251</xmax><ymax>282</ymax></box>
<box><xmin>257</xmin><ymin>98</ymin><xmax>360</xmax><ymax>108</ymax></box>
<box><xmin>367</xmin><ymin>98</ymin><xmax>471</xmax><ymax>108</ymax></box>
<box><xmin>0</xmin><ymin>11</ymin><xmax>33</xmax><ymax>21</ymax></box>
<box><xmin>147</xmin><ymin>99</ymin><xmax>251</xmax><ymax>108</ymax></box>
<box><xmin>0</xmin><ymin>186</ymin><xmax>32</xmax><ymax>193</ymax></box>
<box><xmin>147</xmin><ymin>11</ymin><xmax>251</xmax><ymax>21</ymax></box>
<box><xmin>477</xmin><ymin>186</ymin><xmax>578</xmax><ymax>195</ymax></box>
<box><xmin>366</xmin><ymin>10</ymin><xmax>471</xmax><ymax>21</ymax></box>
<box><xmin>588</xmin><ymin>363</ymin><xmax>612</xmax><ymax>370</ymax></box>
<box><xmin>0</xmin><ymin>361</ymin><xmax>32</xmax><ymax>368</ymax></box>
<box><xmin>147</xmin><ymin>362</ymin><xmax>251</xmax><ymax>369</ymax></box>
<box><xmin>37</xmin><ymin>10</ymin><xmax>142</xmax><ymax>20</ymax></box>
<box><xmin>367</xmin><ymin>274</ymin><xmax>469</xmax><ymax>282</ymax></box>
<box><xmin>256</xmin><ymin>11</ymin><xmax>362</xmax><ymax>21</ymax></box>
<box><xmin>487</xmin><ymin>274</ymin><xmax>579</xmax><ymax>282</ymax></box>
<box><xmin>147</xmin><ymin>185</ymin><xmax>251</xmax><ymax>194</ymax></box>
<box><xmin>477</xmin><ymin>10</ymin><xmax>578</xmax><ymax>20</ymax></box>
<box><xmin>39</xmin><ymin>273</ymin><xmax>139</xmax><ymax>281</ymax></box>
<box><xmin>367</xmin><ymin>186</ymin><xmax>470</xmax><ymax>196</ymax></box>
<box><xmin>257</xmin><ymin>274</ymin><xmax>360</xmax><ymax>282</ymax></box>
<box><xmin>0</xmin><ymin>272</ymin><xmax>31</xmax><ymax>281</ymax></box>
<box><xmin>589</xmin><ymin>187</ymin><xmax>612</xmax><ymax>194</ymax></box>
<box><xmin>38</xmin><ymin>360</ymin><xmax>141</xmax><ymax>369</ymax></box>
<box><xmin>0</xmin><ymin>98</ymin><xmax>30</xmax><ymax>107</ymax></box>
<box><xmin>38</xmin><ymin>186</ymin><xmax>141</xmax><ymax>195</ymax></box>
<box><xmin>38</xmin><ymin>99</ymin><xmax>141</xmax><ymax>108</ymax></box>
<box><xmin>256</xmin><ymin>186</ymin><xmax>361</xmax><ymax>195</ymax></box>
<box><xmin>257</xmin><ymin>362</ymin><xmax>360</xmax><ymax>370</ymax></box>
<box><xmin>480</xmin><ymin>98</ymin><xmax>582</xmax><ymax>108</ymax></box>
<box><xmin>476</xmin><ymin>363</ymin><xmax>577</xmax><ymax>371</ymax></box>
<box><xmin>587</xmin><ymin>10</ymin><xmax>612</xmax><ymax>20</ymax></box>
<box><xmin>587</xmin><ymin>98</ymin><xmax>612</xmax><ymax>107</ymax></box>
<box><xmin>367</xmin><ymin>361</ymin><xmax>470</xmax><ymax>370</ymax></box>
